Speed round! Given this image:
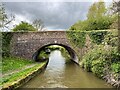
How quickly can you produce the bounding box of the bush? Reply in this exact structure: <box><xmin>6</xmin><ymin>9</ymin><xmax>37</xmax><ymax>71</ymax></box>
<box><xmin>89</xmin><ymin>16</ymin><xmax>113</xmax><ymax>30</ymax></box>
<box><xmin>82</xmin><ymin>45</ymin><xmax>106</xmax><ymax>72</ymax></box>
<box><xmin>110</xmin><ymin>48</ymin><xmax>120</xmax><ymax>63</ymax></box>
<box><xmin>69</xmin><ymin>16</ymin><xmax>113</xmax><ymax>31</ymax></box>
<box><xmin>13</xmin><ymin>21</ymin><xmax>36</xmax><ymax>32</ymax></box>
<box><xmin>2</xmin><ymin>32</ymin><xmax>13</xmax><ymax>57</ymax></box>
<box><xmin>82</xmin><ymin>45</ymin><xmax>119</xmax><ymax>78</ymax></box>
<box><xmin>111</xmin><ymin>62</ymin><xmax>120</xmax><ymax>73</ymax></box>
<box><xmin>91</xmin><ymin>58</ymin><xmax>106</xmax><ymax>78</ymax></box>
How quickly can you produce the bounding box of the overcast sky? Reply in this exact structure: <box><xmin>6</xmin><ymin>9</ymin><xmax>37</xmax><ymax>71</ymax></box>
<box><xmin>3</xmin><ymin>0</ymin><xmax>112</xmax><ymax>31</ymax></box>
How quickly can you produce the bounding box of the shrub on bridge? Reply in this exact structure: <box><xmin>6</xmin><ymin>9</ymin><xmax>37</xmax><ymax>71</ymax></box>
<box><xmin>12</xmin><ymin>21</ymin><xmax>37</xmax><ymax>31</ymax></box>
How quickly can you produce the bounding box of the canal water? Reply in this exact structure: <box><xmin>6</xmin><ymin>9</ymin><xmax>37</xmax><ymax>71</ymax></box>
<box><xmin>20</xmin><ymin>50</ymin><xmax>112</xmax><ymax>88</ymax></box>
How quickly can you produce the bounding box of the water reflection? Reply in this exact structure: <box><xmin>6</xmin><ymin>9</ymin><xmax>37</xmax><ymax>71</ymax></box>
<box><xmin>20</xmin><ymin>50</ymin><xmax>112</xmax><ymax>88</ymax></box>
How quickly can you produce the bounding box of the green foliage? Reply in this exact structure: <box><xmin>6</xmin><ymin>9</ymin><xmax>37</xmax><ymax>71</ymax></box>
<box><xmin>82</xmin><ymin>45</ymin><xmax>107</xmax><ymax>72</ymax></box>
<box><xmin>83</xmin><ymin>58</ymin><xmax>92</xmax><ymax>72</ymax></box>
<box><xmin>110</xmin><ymin>48</ymin><xmax>120</xmax><ymax>63</ymax></box>
<box><xmin>67</xmin><ymin>30</ymin><xmax>109</xmax><ymax>47</ymax></box>
<box><xmin>48</xmin><ymin>46</ymin><xmax>60</xmax><ymax>51</ymax></box>
<box><xmin>69</xmin><ymin>20</ymin><xmax>88</xmax><ymax>31</ymax></box>
<box><xmin>38</xmin><ymin>50</ymin><xmax>49</xmax><ymax>61</ymax></box>
<box><xmin>82</xmin><ymin>45</ymin><xmax>119</xmax><ymax>78</ymax></box>
<box><xmin>70</xmin><ymin>16</ymin><xmax>113</xmax><ymax>31</ymax></box>
<box><xmin>91</xmin><ymin>58</ymin><xmax>106</xmax><ymax>78</ymax></box>
<box><xmin>13</xmin><ymin>21</ymin><xmax>36</xmax><ymax>32</ymax></box>
<box><xmin>67</xmin><ymin>31</ymin><xmax>86</xmax><ymax>48</ymax></box>
<box><xmin>111</xmin><ymin>62</ymin><xmax>120</xmax><ymax>73</ymax></box>
<box><xmin>104</xmin><ymin>30</ymin><xmax>118</xmax><ymax>46</ymax></box>
<box><xmin>69</xmin><ymin>1</ymin><xmax>114</xmax><ymax>31</ymax></box>
<box><xmin>110</xmin><ymin>14</ymin><xmax>118</xmax><ymax>29</ymax></box>
<box><xmin>2</xmin><ymin>32</ymin><xmax>13</xmax><ymax>57</ymax></box>
<box><xmin>86</xmin><ymin>1</ymin><xmax>112</xmax><ymax>30</ymax></box>
<box><xmin>88</xmin><ymin>16</ymin><xmax>113</xmax><ymax>30</ymax></box>
<box><xmin>60</xmin><ymin>47</ymin><xmax>71</xmax><ymax>62</ymax></box>
<box><xmin>89</xmin><ymin>30</ymin><xmax>108</xmax><ymax>44</ymax></box>
<box><xmin>87</xmin><ymin>1</ymin><xmax>106</xmax><ymax>20</ymax></box>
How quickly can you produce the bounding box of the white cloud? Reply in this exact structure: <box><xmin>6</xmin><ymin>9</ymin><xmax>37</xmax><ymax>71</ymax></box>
<box><xmin>4</xmin><ymin>2</ymin><xmax>92</xmax><ymax>30</ymax></box>
<box><xmin>3</xmin><ymin>1</ymin><xmax>113</xmax><ymax>31</ymax></box>
<box><xmin>6</xmin><ymin>14</ymin><xmax>31</xmax><ymax>31</ymax></box>
<box><xmin>14</xmin><ymin>14</ymin><xmax>30</xmax><ymax>25</ymax></box>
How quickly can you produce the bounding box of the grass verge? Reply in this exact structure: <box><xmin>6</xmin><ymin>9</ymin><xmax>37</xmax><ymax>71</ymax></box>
<box><xmin>1</xmin><ymin>61</ymin><xmax>47</xmax><ymax>88</ymax></box>
<box><xmin>2</xmin><ymin>56</ymin><xmax>34</xmax><ymax>73</ymax></box>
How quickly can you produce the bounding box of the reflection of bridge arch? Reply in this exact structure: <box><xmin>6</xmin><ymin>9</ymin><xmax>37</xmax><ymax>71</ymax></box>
<box><xmin>10</xmin><ymin>31</ymin><xmax>79</xmax><ymax>64</ymax></box>
<box><xmin>32</xmin><ymin>44</ymin><xmax>78</xmax><ymax>64</ymax></box>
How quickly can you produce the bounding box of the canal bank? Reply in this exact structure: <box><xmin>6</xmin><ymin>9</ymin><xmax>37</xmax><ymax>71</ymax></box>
<box><xmin>2</xmin><ymin>61</ymin><xmax>48</xmax><ymax>90</ymax></box>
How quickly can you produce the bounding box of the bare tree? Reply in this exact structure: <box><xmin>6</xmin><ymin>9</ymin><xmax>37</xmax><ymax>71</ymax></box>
<box><xmin>0</xmin><ymin>3</ymin><xmax>15</xmax><ymax>31</ymax></box>
<box><xmin>32</xmin><ymin>19</ymin><xmax>44</xmax><ymax>31</ymax></box>
<box><xmin>110</xmin><ymin>0</ymin><xmax>120</xmax><ymax>14</ymax></box>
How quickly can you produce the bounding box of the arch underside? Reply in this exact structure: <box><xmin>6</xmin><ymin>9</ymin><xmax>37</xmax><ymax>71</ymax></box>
<box><xmin>32</xmin><ymin>43</ymin><xmax>79</xmax><ymax>64</ymax></box>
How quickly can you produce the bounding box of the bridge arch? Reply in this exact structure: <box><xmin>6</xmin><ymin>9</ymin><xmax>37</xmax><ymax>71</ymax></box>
<box><xmin>10</xmin><ymin>31</ymin><xmax>79</xmax><ymax>64</ymax></box>
<box><xmin>32</xmin><ymin>43</ymin><xmax>78</xmax><ymax>64</ymax></box>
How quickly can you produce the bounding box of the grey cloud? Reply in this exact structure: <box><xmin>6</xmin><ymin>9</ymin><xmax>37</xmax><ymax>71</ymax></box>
<box><xmin>4</xmin><ymin>2</ymin><xmax>92</xmax><ymax>30</ymax></box>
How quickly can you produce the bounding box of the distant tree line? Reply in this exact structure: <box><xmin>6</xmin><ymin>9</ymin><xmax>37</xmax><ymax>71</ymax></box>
<box><xmin>13</xmin><ymin>19</ymin><xmax>44</xmax><ymax>32</ymax></box>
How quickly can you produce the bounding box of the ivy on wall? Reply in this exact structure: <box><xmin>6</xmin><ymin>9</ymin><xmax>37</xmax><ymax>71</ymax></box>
<box><xmin>2</xmin><ymin>32</ymin><xmax>13</xmax><ymax>57</ymax></box>
<box><xmin>67</xmin><ymin>31</ymin><xmax>86</xmax><ymax>48</ymax></box>
<box><xmin>104</xmin><ymin>30</ymin><xmax>118</xmax><ymax>47</ymax></box>
<box><xmin>88</xmin><ymin>30</ymin><xmax>108</xmax><ymax>45</ymax></box>
<box><xmin>67</xmin><ymin>30</ymin><xmax>110</xmax><ymax>48</ymax></box>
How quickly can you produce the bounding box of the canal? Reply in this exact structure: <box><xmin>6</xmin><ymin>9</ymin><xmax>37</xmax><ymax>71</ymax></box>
<box><xmin>20</xmin><ymin>50</ymin><xmax>112</xmax><ymax>88</ymax></box>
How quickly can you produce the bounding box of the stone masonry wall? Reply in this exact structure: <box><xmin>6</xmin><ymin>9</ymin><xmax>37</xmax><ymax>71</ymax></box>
<box><xmin>10</xmin><ymin>31</ymin><xmax>79</xmax><ymax>63</ymax></box>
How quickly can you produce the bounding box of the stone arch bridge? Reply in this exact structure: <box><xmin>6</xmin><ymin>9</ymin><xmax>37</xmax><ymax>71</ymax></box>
<box><xmin>10</xmin><ymin>31</ymin><xmax>79</xmax><ymax>64</ymax></box>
